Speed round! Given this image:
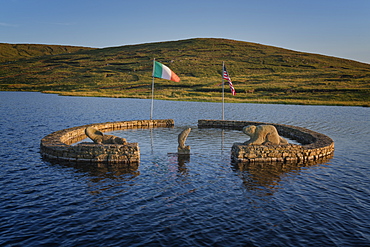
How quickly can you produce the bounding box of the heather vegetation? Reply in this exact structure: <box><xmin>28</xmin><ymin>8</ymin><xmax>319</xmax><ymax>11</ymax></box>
<box><xmin>0</xmin><ymin>43</ymin><xmax>93</xmax><ymax>63</ymax></box>
<box><xmin>1</xmin><ymin>38</ymin><xmax>369</xmax><ymax>106</ymax></box>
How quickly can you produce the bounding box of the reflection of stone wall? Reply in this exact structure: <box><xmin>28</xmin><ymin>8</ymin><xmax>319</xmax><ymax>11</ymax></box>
<box><xmin>198</xmin><ymin>120</ymin><xmax>334</xmax><ymax>164</ymax></box>
<box><xmin>41</xmin><ymin>119</ymin><xmax>174</xmax><ymax>163</ymax></box>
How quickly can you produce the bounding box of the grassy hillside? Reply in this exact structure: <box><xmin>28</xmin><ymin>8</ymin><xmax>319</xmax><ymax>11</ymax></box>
<box><xmin>1</xmin><ymin>38</ymin><xmax>369</xmax><ymax>106</ymax></box>
<box><xmin>0</xmin><ymin>43</ymin><xmax>94</xmax><ymax>63</ymax></box>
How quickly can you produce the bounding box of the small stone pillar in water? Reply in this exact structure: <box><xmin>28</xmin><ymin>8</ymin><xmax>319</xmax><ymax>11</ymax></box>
<box><xmin>178</xmin><ymin>128</ymin><xmax>191</xmax><ymax>155</ymax></box>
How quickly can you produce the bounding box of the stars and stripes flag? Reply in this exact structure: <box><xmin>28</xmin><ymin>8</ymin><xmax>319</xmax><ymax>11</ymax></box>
<box><xmin>223</xmin><ymin>64</ymin><xmax>236</xmax><ymax>95</ymax></box>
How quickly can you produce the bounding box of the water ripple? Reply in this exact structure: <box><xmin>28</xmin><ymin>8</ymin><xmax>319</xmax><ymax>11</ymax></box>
<box><xmin>1</xmin><ymin>92</ymin><xmax>370</xmax><ymax>246</ymax></box>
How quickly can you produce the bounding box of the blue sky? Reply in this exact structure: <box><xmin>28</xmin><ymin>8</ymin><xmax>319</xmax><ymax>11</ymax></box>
<box><xmin>1</xmin><ymin>0</ymin><xmax>369</xmax><ymax>63</ymax></box>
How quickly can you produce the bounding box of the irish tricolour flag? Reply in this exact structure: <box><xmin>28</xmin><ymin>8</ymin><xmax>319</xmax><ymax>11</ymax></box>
<box><xmin>153</xmin><ymin>61</ymin><xmax>180</xmax><ymax>82</ymax></box>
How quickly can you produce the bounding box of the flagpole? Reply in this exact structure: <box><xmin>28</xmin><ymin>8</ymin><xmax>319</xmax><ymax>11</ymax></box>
<box><xmin>222</xmin><ymin>61</ymin><xmax>225</xmax><ymax>120</ymax></box>
<box><xmin>150</xmin><ymin>58</ymin><xmax>155</xmax><ymax>120</ymax></box>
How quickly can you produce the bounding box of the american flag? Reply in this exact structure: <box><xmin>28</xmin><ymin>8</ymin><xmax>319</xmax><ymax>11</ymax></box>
<box><xmin>223</xmin><ymin>65</ymin><xmax>236</xmax><ymax>95</ymax></box>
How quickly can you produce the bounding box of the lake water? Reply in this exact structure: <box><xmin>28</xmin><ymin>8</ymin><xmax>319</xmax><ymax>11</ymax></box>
<box><xmin>1</xmin><ymin>91</ymin><xmax>369</xmax><ymax>246</ymax></box>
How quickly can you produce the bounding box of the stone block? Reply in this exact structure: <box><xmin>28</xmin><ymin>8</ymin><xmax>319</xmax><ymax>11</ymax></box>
<box><xmin>213</xmin><ymin>120</ymin><xmax>334</xmax><ymax>164</ymax></box>
<box><xmin>40</xmin><ymin>119</ymin><xmax>171</xmax><ymax>164</ymax></box>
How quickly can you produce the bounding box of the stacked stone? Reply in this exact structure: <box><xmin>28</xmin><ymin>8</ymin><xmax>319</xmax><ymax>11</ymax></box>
<box><xmin>231</xmin><ymin>143</ymin><xmax>303</xmax><ymax>163</ymax></box>
<box><xmin>40</xmin><ymin>119</ymin><xmax>174</xmax><ymax>164</ymax></box>
<box><xmin>198</xmin><ymin>119</ymin><xmax>334</xmax><ymax>164</ymax></box>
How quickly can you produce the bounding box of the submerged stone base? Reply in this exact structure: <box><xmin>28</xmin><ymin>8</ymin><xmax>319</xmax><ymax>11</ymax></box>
<box><xmin>198</xmin><ymin>120</ymin><xmax>334</xmax><ymax>164</ymax></box>
<box><xmin>41</xmin><ymin>119</ymin><xmax>174</xmax><ymax>164</ymax></box>
<box><xmin>231</xmin><ymin>142</ymin><xmax>333</xmax><ymax>164</ymax></box>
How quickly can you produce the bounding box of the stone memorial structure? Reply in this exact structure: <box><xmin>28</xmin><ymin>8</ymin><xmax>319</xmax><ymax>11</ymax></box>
<box><xmin>40</xmin><ymin>119</ymin><xmax>174</xmax><ymax>164</ymax></box>
<box><xmin>242</xmin><ymin>125</ymin><xmax>288</xmax><ymax>145</ymax></box>
<box><xmin>85</xmin><ymin>126</ymin><xmax>127</xmax><ymax>144</ymax></box>
<box><xmin>41</xmin><ymin>118</ymin><xmax>334</xmax><ymax>166</ymax></box>
<box><xmin>198</xmin><ymin>120</ymin><xmax>334</xmax><ymax>164</ymax></box>
<box><xmin>178</xmin><ymin>127</ymin><xmax>191</xmax><ymax>155</ymax></box>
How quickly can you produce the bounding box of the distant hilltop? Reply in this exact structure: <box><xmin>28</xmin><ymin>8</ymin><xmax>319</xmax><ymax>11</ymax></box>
<box><xmin>0</xmin><ymin>43</ymin><xmax>93</xmax><ymax>63</ymax></box>
<box><xmin>1</xmin><ymin>38</ymin><xmax>369</xmax><ymax>106</ymax></box>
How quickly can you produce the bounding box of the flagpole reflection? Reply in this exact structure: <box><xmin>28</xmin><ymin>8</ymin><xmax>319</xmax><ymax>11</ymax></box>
<box><xmin>221</xmin><ymin>129</ymin><xmax>225</xmax><ymax>156</ymax></box>
<box><xmin>150</xmin><ymin>128</ymin><xmax>154</xmax><ymax>154</ymax></box>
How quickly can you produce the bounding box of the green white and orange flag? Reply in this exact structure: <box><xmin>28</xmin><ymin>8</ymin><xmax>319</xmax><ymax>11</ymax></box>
<box><xmin>152</xmin><ymin>61</ymin><xmax>180</xmax><ymax>82</ymax></box>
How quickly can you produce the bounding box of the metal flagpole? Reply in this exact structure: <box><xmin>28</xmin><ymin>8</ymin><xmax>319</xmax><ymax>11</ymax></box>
<box><xmin>150</xmin><ymin>58</ymin><xmax>155</xmax><ymax>120</ymax></box>
<box><xmin>222</xmin><ymin>61</ymin><xmax>225</xmax><ymax>120</ymax></box>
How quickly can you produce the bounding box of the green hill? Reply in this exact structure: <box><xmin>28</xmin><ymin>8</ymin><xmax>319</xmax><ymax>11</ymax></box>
<box><xmin>0</xmin><ymin>43</ymin><xmax>94</xmax><ymax>63</ymax></box>
<box><xmin>1</xmin><ymin>38</ymin><xmax>369</xmax><ymax>106</ymax></box>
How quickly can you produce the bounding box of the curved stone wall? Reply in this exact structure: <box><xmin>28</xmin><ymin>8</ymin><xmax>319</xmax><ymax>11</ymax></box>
<box><xmin>198</xmin><ymin>120</ymin><xmax>334</xmax><ymax>164</ymax></box>
<box><xmin>40</xmin><ymin>119</ymin><xmax>174</xmax><ymax>164</ymax></box>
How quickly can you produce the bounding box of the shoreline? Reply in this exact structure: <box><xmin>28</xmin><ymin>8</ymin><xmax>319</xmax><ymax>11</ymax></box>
<box><xmin>2</xmin><ymin>90</ymin><xmax>369</xmax><ymax>107</ymax></box>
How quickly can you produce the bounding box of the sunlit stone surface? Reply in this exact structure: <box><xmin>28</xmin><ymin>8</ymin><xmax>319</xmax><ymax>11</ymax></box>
<box><xmin>40</xmin><ymin>119</ymin><xmax>174</xmax><ymax>163</ymax></box>
<box><xmin>198</xmin><ymin>120</ymin><xmax>334</xmax><ymax>164</ymax></box>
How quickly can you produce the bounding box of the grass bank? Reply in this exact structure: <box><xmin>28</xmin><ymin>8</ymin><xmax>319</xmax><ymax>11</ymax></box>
<box><xmin>1</xmin><ymin>38</ymin><xmax>369</xmax><ymax>107</ymax></box>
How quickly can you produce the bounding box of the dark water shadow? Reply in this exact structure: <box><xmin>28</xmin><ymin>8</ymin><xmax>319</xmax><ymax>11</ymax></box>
<box><xmin>43</xmin><ymin>157</ymin><xmax>140</xmax><ymax>182</ymax></box>
<box><xmin>231</xmin><ymin>155</ymin><xmax>334</xmax><ymax>195</ymax></box>
<box><xmin>167</xmin><ymin>153</ymin><xmax>190</xmax><ymax>177</ymax></box>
